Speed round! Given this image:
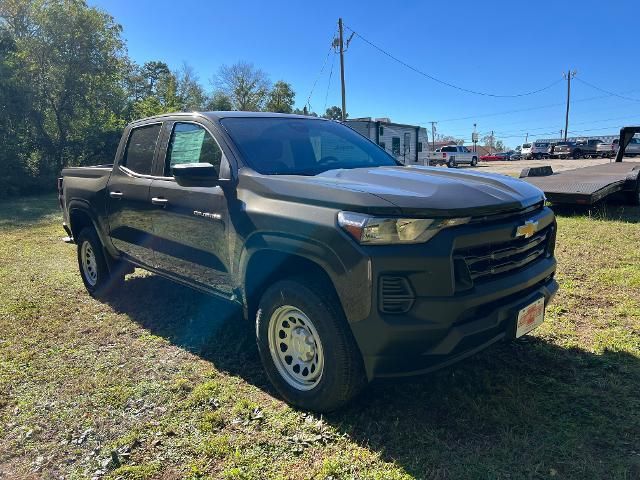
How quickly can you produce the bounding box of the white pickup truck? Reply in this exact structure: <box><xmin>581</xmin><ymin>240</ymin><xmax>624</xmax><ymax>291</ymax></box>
<box><xmin>428</xmin><ymin>145</ymin><xmax>478</xmax><ymax>168</ymax></box>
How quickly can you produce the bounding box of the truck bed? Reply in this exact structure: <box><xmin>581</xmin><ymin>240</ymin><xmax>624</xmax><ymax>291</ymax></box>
<box><xmin>523</xmin><ymin>162</ymin><xmax>640</xmax><ymax>205</ymax></box>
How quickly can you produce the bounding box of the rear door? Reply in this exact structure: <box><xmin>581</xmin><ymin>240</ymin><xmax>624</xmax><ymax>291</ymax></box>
<box><xmin>148</xmin><ymin>120</ymin><xmax>233</xmax><ymax>296</ymax></box>
<box><xmin>106</xmin><ymin>123</ymin><xmax>162</xmax><ymax>266</ymax></box>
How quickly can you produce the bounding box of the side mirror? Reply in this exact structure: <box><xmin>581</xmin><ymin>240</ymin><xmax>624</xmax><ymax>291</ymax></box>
<box><xmin>171</xmin><ymin>163</ymin><xmax>219</xmax><ymax>187</ymax></box>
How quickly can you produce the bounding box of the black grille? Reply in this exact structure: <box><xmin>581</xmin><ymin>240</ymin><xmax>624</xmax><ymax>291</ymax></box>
<box><xmin>454</xmin><ymin>225</ymin><xmax>553</xmax><ymax>284</ymax></box>
<box><xmin>378</xmin><ymin>276</ymin><xmax>415</xmax><ymax>314</ymax></box>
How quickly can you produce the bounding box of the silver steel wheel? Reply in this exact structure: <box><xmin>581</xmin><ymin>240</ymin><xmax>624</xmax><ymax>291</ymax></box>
<box><xmin>81</xmin><ymin>240</ymin><xmax>98</xmax><ymax>287</ymax></box>
<box><xmin>267</xmin><ymin>305</ymin><xmax>324</xmax><ymax>391</ymax></box>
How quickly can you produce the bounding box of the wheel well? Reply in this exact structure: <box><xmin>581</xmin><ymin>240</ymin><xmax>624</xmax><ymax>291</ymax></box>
<box><xmin>69</xmin><ymin>209</ymin><xmax>95</xmax><ymax>240</ymax></box>
<box><xmin>244</xmin><ymin>250</ymin><xmax>338</xmax><ymax>319</ymax></box>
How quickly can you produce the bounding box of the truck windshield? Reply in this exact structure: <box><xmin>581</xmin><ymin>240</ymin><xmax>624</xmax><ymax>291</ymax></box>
<box><xmin>220</xmin><ymin>117</ymin><xmax>398</xmax><ymax>175</ymax></box>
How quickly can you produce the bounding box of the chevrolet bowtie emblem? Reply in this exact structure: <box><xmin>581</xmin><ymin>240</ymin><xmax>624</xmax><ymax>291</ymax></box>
<box><xmin>515</xmin><ymin>220</ymin><xmax>539</xmax><ymax>239</ymax></box>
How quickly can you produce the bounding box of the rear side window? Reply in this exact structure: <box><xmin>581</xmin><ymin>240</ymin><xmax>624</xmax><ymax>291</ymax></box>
<box><xmin>122</xmin><ymin>124</ymin><xmax>161</xmax><ymax>175</ymax></box>
<box><xmin>165</xmin><ymin>122</ymin><xmax>222</xmax><ymax>176</ymax></box>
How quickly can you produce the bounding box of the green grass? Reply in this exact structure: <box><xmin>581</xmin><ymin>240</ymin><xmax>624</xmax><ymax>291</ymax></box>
<box><xmin>1</xmin><ymin>194</ymin><xmax>640</xmax><ymax>479</ymax></box>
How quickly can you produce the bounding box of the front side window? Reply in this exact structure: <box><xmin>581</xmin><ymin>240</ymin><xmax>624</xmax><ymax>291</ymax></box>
<box><xmin>221</xmin><ymin>117</ymin><xmax>397</xmax><ymax>175</ymax></box>
<box><xmin>165</xmin><ymin>122</ymin><xmax>222</xmax><ymax>176</ymax></box>
<box><xmin>122</xmin><ymin>124</ymin><xmax>161</xmax><ymax>175</ymax></box>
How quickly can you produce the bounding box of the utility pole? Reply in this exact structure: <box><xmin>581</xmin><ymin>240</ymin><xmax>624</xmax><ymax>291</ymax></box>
<box><xmin>490</xmin><ymin>130</ymin><xmax>494</xmax><ymax>155</ymax></box>
<box><xmin>560</xmin><ymin>129</ymin><xmax>563</xmax><ymax>140</ymax></box>
<box><xmin>338</xmin><ymin>18</ymin><xmax>346</xmax><ymax>122</ymax></box>
<box><xmin>563</xmin><ymin>69</ymin><xmax>577</xmax><ymax>141</ymax></box>
<box><xmin>429</xmin><ymin>121</ymin><xmax>437</xmax><ymax>151</ymax></box>
<box><xmin>525</xmin><ymin>133</ymin><xmax>529</xmax><ymax>143</ymax></box>
<box><xmin>473</xmin><ymin>123</ymin><xmax>477</xmax><ymax>153</ymax></box>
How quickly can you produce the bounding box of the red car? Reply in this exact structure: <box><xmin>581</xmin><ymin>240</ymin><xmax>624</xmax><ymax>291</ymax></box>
<box><xmin>480</xmin><ymin>152</ymin><xmax>509</xmax><ymax>161</ymax></box>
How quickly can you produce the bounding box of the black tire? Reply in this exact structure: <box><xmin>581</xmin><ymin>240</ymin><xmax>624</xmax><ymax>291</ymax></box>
<box><xmin>627</xmin><ymin>179</ymin><xmax>640</xmax><ymax>206</ymax></box>
<box><xmin>76</xmin><ymin>227</ymin><xmax>123</xmax><ymax>297</ymax></box>
<box><xmin>573</xmin><ymin>150</ymin><xmax>582</xmax><ymax>159</ymax></box>
<box><xmin>447</xmin><ymin>158</ymin><xmax>456</xmax><ymax>168</ymax></box>
<box><xmin>255</xmin><ymin>277</ymin><xmax>366</xmax><ymax>412</ymax></box>
<box><xmin>471</xmin><ymin>157</ymin><xmax>478</xmax><ymax>167</ymax></box>
<box><xmin>535</xmin><ymin>153</ymin><xmax>543</xmax><ymax>160</ymax></box>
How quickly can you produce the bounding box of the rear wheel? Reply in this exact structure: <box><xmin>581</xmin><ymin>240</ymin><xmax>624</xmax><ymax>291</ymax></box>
<box><xmin>471</xmin><ymin>157</ymin><xmax>478</xmax><ymax>167</ymax></box>
<box><xmin>447</xmin><ymin>158</ymin><xmax>457</xmax><ymax>168</ymax></box>
<box><xmin>255</xmin><ymin>277</ymin><xmax>366</xmax><ymax>412</ymax></box>
<box><xmin>76</xmin><ymin>227</ymin><xmax>123</xmax><ymax>297</ymax></box>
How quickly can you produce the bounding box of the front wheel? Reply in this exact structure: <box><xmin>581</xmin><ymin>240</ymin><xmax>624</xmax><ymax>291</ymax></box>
<box><xmin>573</xmin><ymin>150</ymin><xmax>582</xmax><ymax>159</ymax></box>
<box><xmin>471</xmin><ymin>157</ymin><xmax>478</xmax><ymax>167</ymax></box>
<box><xmin>76</xmin><ymin>227</ymin><xmax>123</xmax><ymax>297</ymax></box>
<box><xmin>256</xmin><ymin>278</ymin><xmax>366</xmax><ymax>412</ymax></box>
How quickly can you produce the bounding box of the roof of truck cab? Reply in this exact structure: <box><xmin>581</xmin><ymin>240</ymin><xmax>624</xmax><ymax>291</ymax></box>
<box><xmin>203</xmin><ymin>111</ymin><xmax>328</xmax><ymax>121</ymax></box>
<box><xmin>128</xmin><ymin>111</ymin><xmax>330</xmax><ymax>125</ymax></box>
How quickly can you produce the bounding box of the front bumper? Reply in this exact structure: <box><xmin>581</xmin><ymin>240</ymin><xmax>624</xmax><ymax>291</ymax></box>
<box><xmin>347</xmin><ymin>207</ymin><xmax>558</xmax><ymax>380</ymax></box>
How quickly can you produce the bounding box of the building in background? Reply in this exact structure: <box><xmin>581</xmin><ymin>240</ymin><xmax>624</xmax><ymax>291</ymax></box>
<box><xmin>346</xmin><ymin>117</ymin><xmax>430</xmax><ymax>165</ymax></box>
<box><xmin>535</xmin><ymin>134</ymin><xmax>617</xmax><ymax>144</ymax></box>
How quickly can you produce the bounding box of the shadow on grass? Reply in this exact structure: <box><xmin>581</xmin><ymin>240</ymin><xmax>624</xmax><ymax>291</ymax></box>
<box><xmin>106</xmin><ymin>274</ymin><xmax>640</xmax><ymax>478</ymax></box>
<box><xmin>0</xmin><ymin>193</ymin><xmax>61</xmax><ymax>227</ymax></box>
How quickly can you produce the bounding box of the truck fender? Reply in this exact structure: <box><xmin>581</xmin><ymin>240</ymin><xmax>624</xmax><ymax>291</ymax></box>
<box><xmin>66</xmin><ymin>199</ymin><xmax>119</xmax><ymax>261</ymax></box>
<box><xmin>237</xmin><ymin>232</ymin><xmax>371</xmax><ymax>324</ymax></box>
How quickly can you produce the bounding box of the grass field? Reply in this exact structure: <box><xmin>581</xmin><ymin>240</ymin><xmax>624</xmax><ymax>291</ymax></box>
<box><xmin>1</xmin><ymin>194</ymin><xmax>639</xmax><ymax>479</ymax></box>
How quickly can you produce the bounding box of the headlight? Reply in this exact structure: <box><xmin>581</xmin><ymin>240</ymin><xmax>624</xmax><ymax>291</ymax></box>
<box><xmin>337</xmin><ymin>212</ymin><xmax>470</xmax><ymax>245</ymax></box>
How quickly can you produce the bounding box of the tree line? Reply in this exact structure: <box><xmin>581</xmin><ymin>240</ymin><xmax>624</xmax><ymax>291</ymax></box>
<box><xmin>0</xmin><ymin>0</ymin><xmax>344</xmax><ymax>197</ymax></box>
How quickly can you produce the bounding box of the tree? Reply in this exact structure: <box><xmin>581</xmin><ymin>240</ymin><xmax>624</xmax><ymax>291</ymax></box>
<box><xmin>4</xmin><ymin>0</ymin><xmax>128</xmax><ymax>175</ymax></box>
<box><xmin>436</xmin><ymin>135</ymin><xmax>464</xmax><ymax>145</ymax></box>
<box><xmin>322</xmin><ymin>105</ymin><xmax>346</xmax><ymax>120</ymax></box>
<box><xmin>175</xmin><ymin>63</ymin><xmax>207</xmax><ymax>111</ymax></box>
<box><xmin>293</xmin><ymin>107</ymin><xmax>318</xmax><ymax>117</ymax></box>
<box><xmin>206</xmin><ymin>91</ymin><xmax>233</xmax><ymax>111</ymax></box>
<box><xmin>213</xmin><ymin>61</ymin><xmax>271</xmax><ymax>111</ymax></box>
<box><xmin>265</xmin><ymin>80</ymin><xmax>295</xmax><ymax>113</ymax></box>
<box><xmin>141</xmin><ymin>61</ymin><xmax>170</xmax><ymax>94</ymax></box>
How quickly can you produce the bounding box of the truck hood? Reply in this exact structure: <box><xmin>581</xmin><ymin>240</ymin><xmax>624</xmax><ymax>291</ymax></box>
<box><xmin>240</xmin><ymin>166</ymin><xmax>544</xmax><ymax>217</ymax></box>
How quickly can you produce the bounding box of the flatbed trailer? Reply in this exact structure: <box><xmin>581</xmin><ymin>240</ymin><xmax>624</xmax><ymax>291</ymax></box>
<box><xmin>520</xmin><ymin>127</ymin><xmax>640</xmax><ymax>206</ymax></box>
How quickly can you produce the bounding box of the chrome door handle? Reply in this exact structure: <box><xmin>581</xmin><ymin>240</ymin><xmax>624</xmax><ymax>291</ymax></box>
<box><xmin>109</xmin><ymin>191</ymin><xmax>123</xmax><ymax>199</ymax></box>
<box><xmin>151</xmin><ymin>197</ymin><xmax>169</xmax><ymax>206</ymax></box>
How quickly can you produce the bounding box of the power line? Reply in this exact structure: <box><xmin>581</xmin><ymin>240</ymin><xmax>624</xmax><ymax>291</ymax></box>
<box><xmin>305</xmin><ymin>31</ymin><xmax>336</xmax><ymax>111</ymax></box>
<box><xmin>344</xmin><ymin>24</ymin><xmax>563</xmax><ymax>98</ymax></box>
<box><xmin>323</xmin><ymin>53</ymin><xmax>336</xmax><ymax>113</ymax></box>
<box><xmin>575</xmin><ymin>78</ymin><xmax>640</xmax><ymax>103</ymax></box>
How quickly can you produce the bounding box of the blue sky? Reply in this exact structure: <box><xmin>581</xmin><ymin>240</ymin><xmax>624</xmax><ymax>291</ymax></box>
<box><xmin>91</xmin><ymin>0</ymin><xmax>640</xmax><ymax>148</ymax></box>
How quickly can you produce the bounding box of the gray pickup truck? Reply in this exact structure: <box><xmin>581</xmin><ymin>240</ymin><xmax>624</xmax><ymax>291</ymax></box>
<box><xmin>554</xmin><ymin>139</ymin><xmax>603</xmax><ymax>159</ymax></box>
<box><xmin>59</xmin><ymin>112</ymin><xmax>558</xmax><ymax>411</ymax></box>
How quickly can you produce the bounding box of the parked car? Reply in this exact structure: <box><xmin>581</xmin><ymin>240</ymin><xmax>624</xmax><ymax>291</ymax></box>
<box><xmin>596</xmin><ymin>137</ymin><xmax>640</xmax><ymax>158</ymax></box>
<box><xmin>553</xmin><ymin>142</ymin><xmax>579</xmax><ymax>159</ymax></box>
<box><xmin>428</xmin><ymin>145</ymin><xmax>479</xmax><ymax>167</ymax></box>
<box><xmin>554</xmin><ymin>139</ymin><xmax>602</xmax><ymax>159</ymax></box>
<box><xmin>521</xmin><ymin>142</ymin><xmax>550</xmax><ymax>160</ymax></box>
<box><xmin>577</xmin><ymin>139</ymin><xmax>604</xmax><ymax>158</ymax></box>
<box><xmin>58</xmin><ymin>111</ymin><xmax>558</xmax><ymax>412</ymax></box>
<box><xmin>480</xmin><ymin>152</ymin><xmax>509</xmax><ymax>161</ymax></box>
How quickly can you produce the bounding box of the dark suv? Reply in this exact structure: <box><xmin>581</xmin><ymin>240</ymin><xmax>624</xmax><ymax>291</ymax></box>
<box><xmin>59</xmin><ymin>112</ymin><xmax>558</xmax><ymax>411</ymax></box>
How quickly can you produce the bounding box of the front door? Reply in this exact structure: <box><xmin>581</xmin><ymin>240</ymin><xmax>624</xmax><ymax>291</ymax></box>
<box><xmin>106</xmin><ymin>123</ymin><xmax>162</xmax><ymax>267</ymax></box>
<box><xmin>149</xmin><ymin>121</ymin><xmax>232</xmax><ymax>296</ymax></box>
